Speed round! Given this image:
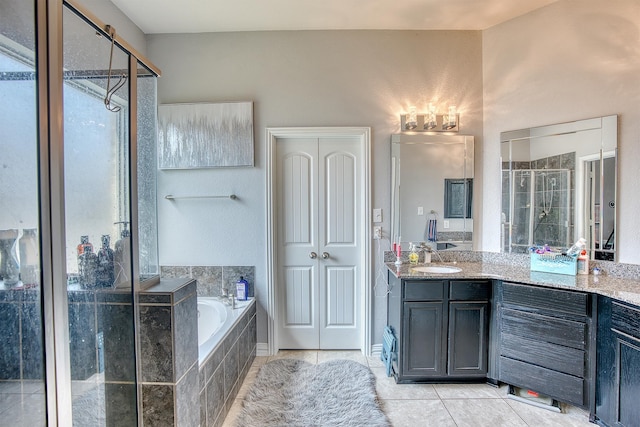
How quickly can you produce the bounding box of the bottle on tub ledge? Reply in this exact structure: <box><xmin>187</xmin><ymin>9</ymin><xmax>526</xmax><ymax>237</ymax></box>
<box><xmin>236</xmin><ymin>276</ymin><xmax>249</xmax><ymax>301</ymax></box>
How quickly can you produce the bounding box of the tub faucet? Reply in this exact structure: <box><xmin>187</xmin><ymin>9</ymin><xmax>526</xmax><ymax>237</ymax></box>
<box><xmin>221</xmin><ymin>287</ymin><xmax>232</xmax><ymax>305</ymax></box>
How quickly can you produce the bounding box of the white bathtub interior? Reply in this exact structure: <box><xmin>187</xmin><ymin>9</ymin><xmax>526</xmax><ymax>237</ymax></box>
<box><xmin>197</xmin><ymin>296</ymin><xmax>254</xmax><ymax>365</ymax></box>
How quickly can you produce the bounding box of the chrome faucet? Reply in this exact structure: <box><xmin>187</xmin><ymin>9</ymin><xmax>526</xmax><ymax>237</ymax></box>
<box><xmin>431</xmin><ymin>248</ymin><xmax>445</xmax><ymax>263</ymax></box>
<box><xmin>221</xmin><ymin>287</ymin><xmax>237</xmax><ymax>308</ymax></box>
<box><xmin>418</xmin><ymin>242</ymin><xmax>444</xmax><ymax>264</ymax></box>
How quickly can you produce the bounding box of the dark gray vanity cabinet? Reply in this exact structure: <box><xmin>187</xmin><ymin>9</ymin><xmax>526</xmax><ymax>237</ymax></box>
<box><xmin>498</xmin><ymin>282</ymin><xmax>593</xmax><ymax>408</ymax></box>
<box><xmin>387</xmin><ymin>275</ymin><xmax>490</xmax><ymax>382</ymax></box>
<box><xmin>595</xmin><ymin>296</ymin><xmax>640</xmax><ymax>427</ymax></box>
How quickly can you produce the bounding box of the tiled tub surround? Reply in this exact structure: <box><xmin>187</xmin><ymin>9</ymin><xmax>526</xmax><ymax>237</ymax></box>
<box><xmin>139</xmin><ymin>278</ymin><xmax>199</xmax><ymax>427</ymax></box>
<box><xmin>199</xmin><ymin>298</ymin><xmax>256</xmax><ymax>427</ymax></box>
<box><xmin>0</xmin><ymin>288</ymin><xmax>44</xmax><ymax>381</ymax></box>
<box><xmin>161</xmin><ymin>265</ymin><xmax>255</xmax><ymax>298</ymax></box>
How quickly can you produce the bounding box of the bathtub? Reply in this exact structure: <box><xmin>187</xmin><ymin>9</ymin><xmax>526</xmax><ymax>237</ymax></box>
<box><xmin>197</xmin><ymin>296</ymin><xmax>254</xmax><ymax>365</ymax></box>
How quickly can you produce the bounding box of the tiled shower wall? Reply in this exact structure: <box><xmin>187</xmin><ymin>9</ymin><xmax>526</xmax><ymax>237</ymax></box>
<box><xmin>161</xmin><ymin>265</ymin><xmax>255</xmax><ymax>298</ymax></box>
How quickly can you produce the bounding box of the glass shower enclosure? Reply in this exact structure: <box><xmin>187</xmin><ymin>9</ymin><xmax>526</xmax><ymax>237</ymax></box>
<box><xmin>0</xmin><ymin>0</ymin><xmax>160</xmax><ymax>425</ymax></box>
<box><xmin>502</xmin><ymin>168</ymin><xmax>571</xmax><ymax>253</ymax></box>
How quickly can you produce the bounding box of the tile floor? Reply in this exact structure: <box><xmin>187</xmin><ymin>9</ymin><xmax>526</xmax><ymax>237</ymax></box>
<box><xmin>222</xmin><ymin>350</ymin><xmax>594</xmax><ymax>427</ymax></box>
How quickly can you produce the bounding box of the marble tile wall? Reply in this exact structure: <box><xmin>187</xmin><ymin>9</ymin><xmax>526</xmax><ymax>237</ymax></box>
<box><xmin>199</xmin><ymin>301</ymin><xmax>256</xmax><ymax>427</ymax></box>
<box><xmin>98</xmin><ymin>290</ymin><xmax>138</xmax><ymax>427</ymax></box>
<box><xmin>161</xmin><ymin>265</ymin><xmax>255</xmax><ymax>298</ymax></box>
<box><xmin>139</xmin><ymin>279</ymin><xmax>199</xmax><ymax>427</ymax></box>
<box><xmin>0</xmin><ymin>288</ymin><xmax>91</xmax><ymax>382</ymax></box>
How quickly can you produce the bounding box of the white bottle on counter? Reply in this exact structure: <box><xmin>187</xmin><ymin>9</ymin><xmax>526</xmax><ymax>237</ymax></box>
<box><xmin>577</xmin><ymin>250</ymin><xmax>589</xmax><ymax>275</ymax></box>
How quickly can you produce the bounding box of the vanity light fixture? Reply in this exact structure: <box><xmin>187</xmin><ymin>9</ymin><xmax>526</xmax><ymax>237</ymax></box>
<box><xmin>401</xmin><ymin>104</ymin><xmax>459</xmax><ymax>132</ymax></box>
<box><xmin>443</xmin><ymin>105</ymin><xmax>458</xmax><ymax>130</ymax></box>
<box><xmin>424</xmin><ymin>103</ymin><xmax>437</xmax><ymax>130</ymax></box>
<box><xmin>406</xmin><ymin>106</ymin><xmax>418</xmax><ymax>130</ymax></box>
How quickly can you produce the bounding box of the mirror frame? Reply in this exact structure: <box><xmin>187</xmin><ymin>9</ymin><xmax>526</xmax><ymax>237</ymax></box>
<box><xmin>500</xmin><ymin>115</ymin><xmax>617</xmax><ymax>260</ymax></box>
<box><xmin>391</xmin><ymin>133</ymin><xmax>474</xmax><ymax>250</ymax></box>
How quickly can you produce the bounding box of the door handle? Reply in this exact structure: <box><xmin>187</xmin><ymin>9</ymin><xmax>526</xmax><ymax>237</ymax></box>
<box><xmin>322</xmin><ymin>252</ymin><xmax>330</xmax><ymax>259</ymax></box>
<box><xmin>309</xmin><ymin>252</ymin><xmax>317</xmax><ymax>259</ymax></box>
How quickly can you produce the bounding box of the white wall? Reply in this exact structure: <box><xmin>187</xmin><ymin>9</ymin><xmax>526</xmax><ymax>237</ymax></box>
<box><xmin>147</xmin><ymin>30</ymin><xmax>484</xmax><ymax>346</ymax></box>
<box><xmin>75</xmin><ymin>0</ymin><xmax>147</xmax><ymax>56</ymax></box>
<box><xmin>483</xmin><ymin>0</ymin><xmax>640</xmax><ymax>263</ymax></box>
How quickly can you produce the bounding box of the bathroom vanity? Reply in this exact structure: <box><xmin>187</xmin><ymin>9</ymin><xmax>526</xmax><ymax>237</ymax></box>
<box><xmin>386</xmin><ymin>260</ymin><xmax>640</xmax><ymax>425</ymax></box>
<box><xmin>387</xmin><ymin>276</ymin><xmax>490</xmax><ymax>381</ymax></box>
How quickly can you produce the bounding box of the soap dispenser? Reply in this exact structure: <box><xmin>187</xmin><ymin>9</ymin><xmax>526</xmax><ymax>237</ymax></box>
<box><xmin>408</xmin><ymin>242</ymin><xmax>419</xmax><ymax>265</ymax></box>
<box><xmin>236</xmin><ymin>276</ymin><xmax>249</xmax><ymax>301</ymax></box>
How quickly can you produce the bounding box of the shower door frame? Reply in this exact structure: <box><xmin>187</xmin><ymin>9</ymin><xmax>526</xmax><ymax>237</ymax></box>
<box><xmin>35</xmin><ymin>1</ymin><xmax>160</xmax><ymax>425</ymax></box>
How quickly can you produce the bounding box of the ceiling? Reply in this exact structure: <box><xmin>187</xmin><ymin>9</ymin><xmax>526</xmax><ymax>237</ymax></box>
<box><xmin>109</xmin><ymin>0</ymin><xmax>559</xmax><ymax>34</ymax></box>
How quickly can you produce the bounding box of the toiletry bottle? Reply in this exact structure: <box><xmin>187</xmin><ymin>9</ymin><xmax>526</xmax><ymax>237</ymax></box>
<box><xmin>77</xmin><ymin>235</ymin><xmax>93</xmax><ymax>257</ymax></box>
<box><xmin>236</xmin><ymin>276</ymin><xmax>249</xmax><ymax>301</ymax></box>
<box><xmin>577</xmin><ymin>250</ymin><xmax>589</xmax><ymax>275</ymax></box>
<box><xmin>96</xmin><ymin>234</ymin><xmax>115</xmax><ymax>287</ymax></box>
<box><xmin>408</xmin><ymin>242</ymin><xmax>419</xmax><ymax>265</ymax></box>
<box><xmin>566</xmin><ymin>238</ymin><xmax>587</xmax><ymax>256</ymax></box>
<box><xmin>78</xmin><ymin>243</ymin><xmax>98</xmax><ymax>288</ymax></box>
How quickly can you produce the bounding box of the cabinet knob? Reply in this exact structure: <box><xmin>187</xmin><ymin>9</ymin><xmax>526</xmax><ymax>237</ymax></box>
<box><xmin>322</xmin><ymin>252</ymin><xmax>330</xmax><ymax>259</ymax></box>
<box><xmin>309</xmin><ymin>252</ymin><xmax>317</xmax><ymax>259</ymax></box>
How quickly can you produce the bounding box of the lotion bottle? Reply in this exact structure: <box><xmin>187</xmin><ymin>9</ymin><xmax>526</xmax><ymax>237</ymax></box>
<box><xmin>236</xmin><ymin>276</ymin><xmax>249</xmax><ymax>301</ymax></box>
<box><xmin>577</xmin><ymin>250</ymin><xmax>589</xmax><ymax>275</ymax></box>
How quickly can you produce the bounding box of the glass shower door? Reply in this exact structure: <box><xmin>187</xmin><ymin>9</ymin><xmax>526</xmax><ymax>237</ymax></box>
<box><xmin>63</xmin><ymin>6</ymin><xmax>136</xmax><ymax>425</ymax></box>
<box><xmin>0</xmin><ymin>0</ymin><xmax>46</xmax><ymax>424</ymax></box>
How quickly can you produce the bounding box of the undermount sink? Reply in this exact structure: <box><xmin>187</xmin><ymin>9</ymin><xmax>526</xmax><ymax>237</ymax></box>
<box><xmin>411</xmin><ymin>265</ymin><xmax>462</xmax><ymax>274</ymax></box>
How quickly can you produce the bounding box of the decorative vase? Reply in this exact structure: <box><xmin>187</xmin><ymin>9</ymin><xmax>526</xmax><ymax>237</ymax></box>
<box><xmin>19</xmin><ymin>228</ymin><xmax>40</xmax><ymax>287</ymax></box>
<box><xmin>0</xmin><ymin>229</ymin><xmax>21</xmax><ymax>286</ymax></box>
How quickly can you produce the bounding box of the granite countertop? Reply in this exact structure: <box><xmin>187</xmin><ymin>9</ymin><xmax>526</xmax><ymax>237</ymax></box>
<box><xmin>387</xmin><ymin>261</ymin><xmax>640</xmax><ymax>307</ymax></box>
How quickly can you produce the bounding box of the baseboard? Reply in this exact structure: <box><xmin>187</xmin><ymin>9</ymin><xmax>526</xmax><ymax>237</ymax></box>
<box><xmin>370</xmin><ymin>343</ymin><xmax>382</xmax><ymax>358</ymax></box>
<box><xmin>256</xmin><ymin>342</ymin><xmax>270</xmax><ymax>356</ymax></box>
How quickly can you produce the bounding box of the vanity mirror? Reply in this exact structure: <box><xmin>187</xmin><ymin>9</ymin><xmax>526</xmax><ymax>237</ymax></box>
<box><xmin>501</xmin><ymin>115</ymin><xmax>617</xmax><ymax>261</ymax></box>
<box><xmin>391</xmin><ymin>134</ymin><xmax>474</xmax><ymax>251</ymax></box>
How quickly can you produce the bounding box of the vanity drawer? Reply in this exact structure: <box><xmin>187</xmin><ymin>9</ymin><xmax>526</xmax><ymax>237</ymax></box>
<box><xmin>500</xmin><ymin>332</ymin><xmax>586</xmax><ymax>377</ymax></box>
<box><xmin>501</xmin><ymin>308</ymin><xmax>587</xmax><ymax>350</ymax></box>
<box><xmin>403</xmin><ymin>280</ymin><xmax>445</xmax><ymax>301</ymax></box>
<box><xmin>611</xmin><ymin>301</ymin><xmax>640</xmax><ymax>339</ymax></box>
<box><xmin>449</xmin><ymin>280</ymin><xmax>490</xmax><ymax>301</ymax></box>
<box><xmin>502</xmin><ymin>282</ymin><xmax>589</xmax><ymax>317</ymax></box>
<box><xmin>499</xmin><ymin>356</ymin><xmax>585</xmax><ymax>407</ymax></box>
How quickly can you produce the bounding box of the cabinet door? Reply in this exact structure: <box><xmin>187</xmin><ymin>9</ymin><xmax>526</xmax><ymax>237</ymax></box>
<box><xmin>597</xmin><ymin>296</ymin><xmax>640</xmax><ymax>427</ymax></box>
<box><xmin>448</xmin><ymin>301</ymin><xmax>489</xmax><ymax>377</ymax></box>
<box><xmin>614</xmin><ymin>332</ymin><xmax>640</xmax><ymax>426</ymax></box>
<box><xmin>402</xmin><ymin>301</ymin><xmax>446</xmax><ymax>377</ymax></box>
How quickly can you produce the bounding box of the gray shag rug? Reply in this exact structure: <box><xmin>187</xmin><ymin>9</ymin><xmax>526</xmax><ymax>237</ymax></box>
<box><xmin>236</xmin><ymin>358</ymin><xmax>390</xmax><ymax>427</ymax></box>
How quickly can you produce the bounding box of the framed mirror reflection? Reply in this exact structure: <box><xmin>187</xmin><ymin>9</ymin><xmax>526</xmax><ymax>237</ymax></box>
<box><xmin>500</xmin><ymin>115</ymin><xmax>617</xmax><ymax>261</ymax></box>
<box><xmin>391</xmin><ymin>134</ymin><xmax>474</xmax><ymax>251</ymax></box>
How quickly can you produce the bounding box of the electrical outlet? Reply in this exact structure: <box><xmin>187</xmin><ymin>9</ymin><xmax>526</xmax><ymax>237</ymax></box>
<box><xmin>373</xmin><ymin>226</ymin><xmax>382</xmax><ymax>239</ymax></box>
<box><xmin>443</xmin><ymin>220</ymin><xmax>450</xmax><ymax>229</ymax></box>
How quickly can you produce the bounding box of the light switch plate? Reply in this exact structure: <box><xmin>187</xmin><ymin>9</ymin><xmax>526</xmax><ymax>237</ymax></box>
<box><xmin>417</xmin><ymin>206</ymin><xmax>424</xmax><ymax>215</ymax></box>
<box><xmin>373</xmin><ymin>208</ymin><xmax>383</xmax><ymax>223</ymax></box>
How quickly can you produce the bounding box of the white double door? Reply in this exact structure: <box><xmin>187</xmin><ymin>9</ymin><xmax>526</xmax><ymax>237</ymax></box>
<box><xmin>276</xmin><ymin>136</ymin><xmax>362</xmax><ymax>349</ymax></box>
